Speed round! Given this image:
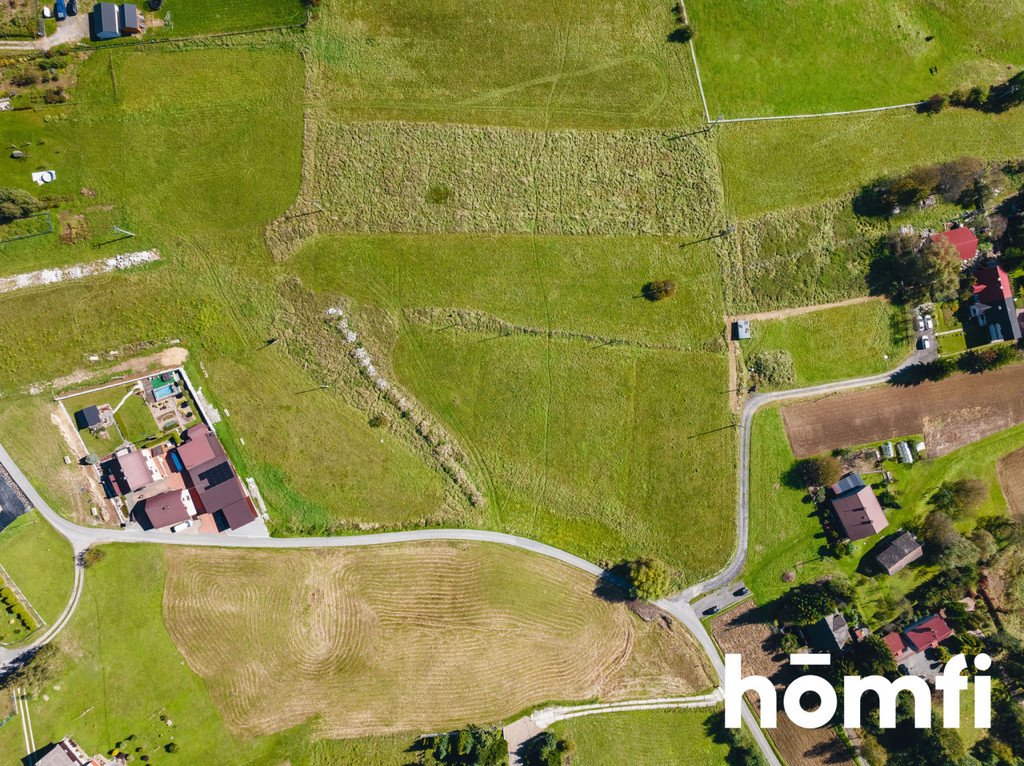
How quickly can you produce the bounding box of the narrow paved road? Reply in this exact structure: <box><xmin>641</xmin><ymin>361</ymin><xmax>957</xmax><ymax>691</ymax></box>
<box><xmin>0</xmin><ymin>350</ymin><xmax>925</xmax><ymax>762</ymax></box>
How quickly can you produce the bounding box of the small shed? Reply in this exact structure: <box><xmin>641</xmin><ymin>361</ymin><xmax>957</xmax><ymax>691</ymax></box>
<box><xmin>120</xmin><ymin>3</ymin><xmax>141</xmax><ymax>34</ymax></box>
<box><xmin>874</xmin><ymin>530</ymin><xmax>924</xmax><ymax>576</ymax></box>
<box><xmin>76</xmin><ymin>405</ymin><xmax>102</xmax><ymax>431</ymax></box>
<box><xmin>734</xmin><ymin>319</ymin><xmax>751</xmax><ymax>341</ymax></box>
<box><xmin>90</xmin><ymin>1</ymin><xmax>120</xmax><ymax>39</ymax></box>
<box><xmin>896</xmin><ymin>441</ymin><xmax>914</xmax><ymax>464</ymax></box>
<box><xmin>880</xmin><ymin>441</ymin><xmax>895</xmax><ymax>460</ymax></box>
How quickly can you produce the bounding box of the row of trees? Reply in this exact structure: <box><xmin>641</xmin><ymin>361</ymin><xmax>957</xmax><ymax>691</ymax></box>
<box><xmin>904</xmin><ymin>343</ymin><xmax>1020</xmax><ymax>384</ymax></box>
<box><xmin>864</xmin><ymin>156</ymin><xmax>1003</xmax><ymax>213</ymax></box>
<box><xmin>920</xmin><ymin>70</ymin><xmax>1024</xmax><ymax>115</ymax></box>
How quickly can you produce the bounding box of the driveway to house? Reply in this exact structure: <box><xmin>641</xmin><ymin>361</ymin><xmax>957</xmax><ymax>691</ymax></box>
<box><xmin>0</xmin><ymin>349</ymin><xmax>931</xmax><ymax>764</ymax></box>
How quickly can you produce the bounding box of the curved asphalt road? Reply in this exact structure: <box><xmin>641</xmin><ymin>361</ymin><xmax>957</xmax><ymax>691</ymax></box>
<box><xmin>0</xmin><ymin>351</ymin><xmax>926</xmax><ymax>763</ymax></box>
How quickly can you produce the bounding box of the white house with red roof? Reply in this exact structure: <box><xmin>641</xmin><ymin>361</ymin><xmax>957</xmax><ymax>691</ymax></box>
<box><xmin>970</xmin><ymin>264</ymin><xmax>1022</xmax><ymax>343</ymax></box>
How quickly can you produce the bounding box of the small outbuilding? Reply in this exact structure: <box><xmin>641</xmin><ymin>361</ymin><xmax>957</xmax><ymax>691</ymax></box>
<box><xmin>807</xmin><ymin>612</ymin><xmax>851</xmax><ymax>653</ymax></box>
<box><xmin>90</xmin><ymin>1</ymin><xmax>121</xmax><ymax>39</ymax></box>
<box><xmin>874</xmin><ymin>530</ymin><xmax>924</xmax><ymax>575</ymax></box>
<box><xmin>734</xmin><ymin>319</ymin><xmax>751</xmax><ymax>340</ymax></box>
<box><xmin>119</xmin><ymin>2</ymin><xmax>140</xmax><ymax>34</ymax></box>
<box><xmin>75</xmin><ymin>405</ymin><xmax>102</xmax><ymax>432</ymax></box>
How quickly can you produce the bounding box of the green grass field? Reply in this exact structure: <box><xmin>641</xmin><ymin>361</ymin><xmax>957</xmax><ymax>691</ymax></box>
<box><xmin>308</xmin><ymin>0</ymin><xmax>704</xmax><ymax>128</ymax></box>
<box><xmin>113</xmin><ymin>393</ymin><xmax>160</xmax><ymax>445</ymax></box>
<box><xmin>686</xmin><ymin>0</ymin><xmax>1024</xmax><ymax>117</ymax></box>
<box><xmin>720</xmin><ymin>108</ymin><xmax>1024</xmax><ymax>217</ymax></box>
<box><xmin>744</xmin><ymin>407</ymin><xmax>1024</xmax><ymax>625</ymax></box>
<box><xmin>0</xmin><ymin>511</ymin><xmax>74</xmax><ymax>629</ymax></box>
<box><xmin>550</xmin><ymin>708</ymin><xmax>731</xmax><ymax>765</ymax></box>
<box><xmin>149</xmin><ymin>0</ymin><xmax>306</xmax><ymax>37</ymax></box>
<box><xmin>742</xmin><ymin>300</ymin><xmax>911</xmax><ymax>388</ymax></box>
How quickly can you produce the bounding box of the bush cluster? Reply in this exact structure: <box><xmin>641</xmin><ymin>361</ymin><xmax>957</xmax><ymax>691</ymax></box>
<box><xmin>1</xmin><ymin>587</ymin><xmax>37</xmax><ymax>632</ymax></box>
<box><xmin>747</xmin><ymin>349</ymin><xmax>795</xmax><ymax>388</ymax></box>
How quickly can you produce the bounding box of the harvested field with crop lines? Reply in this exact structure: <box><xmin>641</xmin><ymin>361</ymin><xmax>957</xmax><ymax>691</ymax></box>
<box><xmin>163</xmin><ymin>543</ymin><xmax>713</xmax><ymax>738</ymax></box>
<box><xmin>998</xmin><ymin>447</ymin><xmax>1024</xmax><ymax>519</ymax></box>
<box><xmin>268</xmin><ymin>121</ymin><xmax>724</xmax><ymax>255</ymax></box>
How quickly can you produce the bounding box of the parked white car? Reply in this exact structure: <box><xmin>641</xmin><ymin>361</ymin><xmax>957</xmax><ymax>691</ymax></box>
<box><xmin>924</xmin><ymin>315</ymin><xmax>934</xmax><ymax>330</ymax></box>
<box><xmin>920</xmin><ymin>336</ymin><xmax>931</xmax><ymax>350</ymax></box>
<box><xmin>914</xmin><ymin>316</ymin><xmax>924</xmax><ymax>331</ymax></box>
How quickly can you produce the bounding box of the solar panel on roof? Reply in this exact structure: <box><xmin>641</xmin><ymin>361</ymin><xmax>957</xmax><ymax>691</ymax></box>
<box><xmin>198</xmin><ymin>461</ymin><xmax>234</xmax><ymax>489</ymax></box>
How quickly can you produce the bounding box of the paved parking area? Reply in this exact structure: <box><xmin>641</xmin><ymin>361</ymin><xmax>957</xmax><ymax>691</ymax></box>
<box><xmin>0</xmin><ymin>463</ymin><xmax>31</xmax><ymax>533</ymax></box>
<box><xmin>690</xmin><ymin>580</ymin><xmax>750</xmax><ymax>617</ymax></box>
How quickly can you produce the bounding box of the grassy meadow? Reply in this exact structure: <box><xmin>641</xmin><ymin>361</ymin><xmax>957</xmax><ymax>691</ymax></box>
<box><xmin>741</xmin><ymin>300</ymin><xmax>912</xmax><ymax>388</ymax></box>
<box><xmin>720</xmin><ymin>107</ymin><xmax>1024</xmax><ymax>217</ymax></box>
<box><xmin>550</xmin><ymin>708</ymin><xmax>732</xmax><ymax>765</ymax></box>
<box><xmin>148</xmin><ymin>0</ymin><xmax>306</xmax><ymax>37</ymax></box>
<box><xmin>307</xmin><ymin>0</ymin><xmax>704</xmax><ymax>128</ymax></box>
<box><xmin>686</xmin><ymin>0</ymin><xmax>1024</xmax><ymax>117</ymax></box>
<box><xmin>744</xmin><ymin>406</ymin><xmax>1024</xmax><ymax>626</ymax></box>
<box><xmin>0</xmin><ymin>511</ymin><xmax>74</xmax><ymax>628</ymax></box>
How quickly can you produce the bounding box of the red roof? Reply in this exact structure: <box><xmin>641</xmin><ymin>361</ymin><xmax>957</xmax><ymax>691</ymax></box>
<box><xmin>934</xmin><ymin>228</ymin><xmax>978</xmax><ymax>261</ymax></box>
<box><xmin>113</xmin><ymin>450</ymin><xmax>154</xmax><ymax>493</ymax></box>
<box><xmin>883</xmin><ymin>631</ymin><xmax>909</xmax><ymax>659</ymax></box>
<box><xmin>905</xmin><ymin>614</ymin><xmax>954</xmax><ymax>653</ymax></box>
<box><xmin>176</xmin><ymin>426</ymin><xmax>217</xmax><ymax>470</ymax></box>
<box><xmin>973</xmin><ymin>265</ymin><xmax>1014</xmax><ymax>304</ymax></box>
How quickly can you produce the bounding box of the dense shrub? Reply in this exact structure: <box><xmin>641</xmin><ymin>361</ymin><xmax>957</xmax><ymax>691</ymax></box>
<box><xmin>870</xmin><ymin>232</ymin><xmax>961</xmax><ymax>304</ymax></box>
<box><xmin>627</xmin><ymin>557</ymin><xmax>672</xmax><ymax>601</ymax></box>
<box><xmin>747</xmin><ymin>349</ymin><xmax>795</xmax><ymax>388</ymax></box>
<box><xmin>10</xmin><ymin>69</ymin><xmax>38</xmax><ymax>88</ymax></box>
<box><xmin>796</xmin><ymin>455</ymin><xmax>842</xmax><ymax>488</ymax></box>
<box><xmin>0</xmin><ymin>187</ymin><xmax>42</xmax><ymax>223</ymax></box>
<box><xmin>918</xmin><ymin>93</ymin><xmax>947</xmax><ymax>114</ymax></box>
<box><xmin>641</xmin><ymin>279</ymin><xmax>678</xmax><ymax>301</ymax></box>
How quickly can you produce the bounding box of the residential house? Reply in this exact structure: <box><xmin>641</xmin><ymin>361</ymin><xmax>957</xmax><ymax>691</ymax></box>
<box><xmin>905</xmin><ymin>613</ymin><xmax>955</xmax><ymax>654</ymax></box>
<box><xmin>34</xmin><ymin>737</ymin><xmax>107</xmax><ymax>766</ymax></box>
<box><xmin>106</xmin><ymin>449</ymin><xmax>158</xmax><ymax>495</ymax></box>
<box><xmin>829</xmin><ymin>473</ymin><xmax>889</xmax><ymax>541</ymax></box>
<box><xmin>933</xmin><ymin>227</ymin><xmax>978</xmax><ymax>262</ymax></box>
<box><xmin>134</xmin><ymin>488</ymin><xmax>194</xmax><ymax>531</ymax></box>
<box><xmin>969</xmin><ymin>264</ymin><xmax>1022</xmax><ymax>343</ymax></box>
<box><xmin>883</xmin><ymin>631</ymin><xmax>913</xmax><ymax>663</ymax></box>
<box><xmin>174</xmin><ymin>426</ymin><xmax>257</xmax><ymax>531</ymax></box>
<box><xmin>874</xmin><ymin>530</ymin><xmax>924</xmax><ymax>575</ymax></box>
<box><xmin>75</xmin><ymin>405</ymin><xmax>103</xmax><ymax>432</ymax></box>
<box><xmin>807</xmin><ymin>612</ymin><xmax>851</xmax><ymax>652</ymax></box>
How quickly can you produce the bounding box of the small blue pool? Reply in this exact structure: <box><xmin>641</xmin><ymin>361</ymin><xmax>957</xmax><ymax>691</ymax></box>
<box><xmin>153</xmin><ymin>383</ymin><xmax>176</xmax><ymax>401</ymax></box>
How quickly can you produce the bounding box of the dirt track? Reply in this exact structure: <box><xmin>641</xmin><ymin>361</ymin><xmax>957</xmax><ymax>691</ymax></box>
<box><xmin>782</xmin><ymin>364</ymin><xmax>1024</xmax><ymax>458</ymax></box>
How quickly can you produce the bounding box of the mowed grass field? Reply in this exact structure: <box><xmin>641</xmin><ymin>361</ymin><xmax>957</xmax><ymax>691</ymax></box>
<box><xmin>289</xmin><ymin>234</ymin><xmax>737</xmax><ymax>579</ymax></box>
<box><xmin>741</xmin><ymin>300</ymin><xmax>911</xmax><ymax>388</ymax></box>
<box><xmin>307</xmin><ymin>0</ymin><xmax>704</xmax><ymax>128</ymax></box>
<box><xmin>149</xmin><ymin>0</ymin><xmax>306</xmax><ymax>37</ymax></box>
<box><xmin>550</xmin><ymin>709</ymin><xmax>731</xmax><ymax>765</ymax></box>
<box><xmin>163</xmin><ymin>543</ymin><xmax>713</xmax><ymax>739</ymax></box>
<box><xmin>0</xmin><ymin>511</ymin><xmax>74</xmax><ymax>627</ymax></box>
<box><xmin>686</xmin><ymin>0</ymin><xmax>1024</xmax><ymax>117</ymax></box>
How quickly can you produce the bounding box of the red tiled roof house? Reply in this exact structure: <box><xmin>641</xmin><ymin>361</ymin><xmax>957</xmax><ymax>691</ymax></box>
<box><xmin>830</xmin><ymin>474</ymin><xmax>889</xmax><ymax>541</ymax></box>
<box><xmin>933</xmin><ymin>227</ymin><xmax>978</xmax><ymax>262</ymax></box>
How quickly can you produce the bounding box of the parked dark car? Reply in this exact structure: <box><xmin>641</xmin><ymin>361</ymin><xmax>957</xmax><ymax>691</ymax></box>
<box><xmin>54</xmin><ymin>0</ymin><xmax>66</xmax><ymax>20</ymax></box>
<box><xmin>734</xmin><ymin>586</ymin><xmax>750</xmax><ymax>598</ymax></box>
<box><xmin>67</xmin><ymin>0</ymin><xmax>78</xmax><ymax>16</ymax></box>
<box><xmin>703</xmin><ymin>605</ymin><xmax>720</xmax><ymax>616</ymax></box>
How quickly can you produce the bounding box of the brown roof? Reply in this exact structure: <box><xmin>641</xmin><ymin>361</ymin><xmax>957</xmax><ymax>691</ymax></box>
<box><xmin>113</xmin><ymin>450</ymin><xmax>154</xmax><ymax>493</ymax></box>
<box><xmin>35</xmin><ymin>738</ymin><xmax>89</xmax><ymax>766</ymax></box>
<box><xmin>875</xmin><ymin>530</ymin><xmax>924</xmax><ymax>574</ymax></box>
<box><xmin>176</xmin><ymin>426</ymin><xmax>217</xmax><ymax>469</ymax></box>
<box><xmin>831</xmin><ymin>485</ymin><xmax>888</xmax><ymax>541</ymax></box>
<box><xmin>905</xmin><ymin>614</ymin><xmax>954</xmax><ymax>653</ymax></box>
<box><xmin>177</xmin><ymin>427</ymin><xmax>256</xmax><ymax>531</ymax></box>
<box><xmin>135</xmin><ymin>490</ymin><xmax>190</xmax><ymax>530</ymax></box>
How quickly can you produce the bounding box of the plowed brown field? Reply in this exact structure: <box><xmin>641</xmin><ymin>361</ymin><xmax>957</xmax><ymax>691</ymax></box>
<box><xmin>162</xmin><ymin>543</ymin><xmax>713</xmax><ymax>738</ymax></box>
<box><xmin>781</xmin><ymin>365</ymin><xmax>1024</xmax><ymax>458</ymax></box>
<box><xmin>998</xmin><ymin>447</ymin><xmax>1024</xmax><ymax>519</ymax></box>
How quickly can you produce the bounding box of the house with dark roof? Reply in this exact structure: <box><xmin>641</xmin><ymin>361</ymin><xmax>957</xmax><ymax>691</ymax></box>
<box><xmin>90</xmin><ymin>1</ymin><xmax>120</xmax><ymax>39</ymax></box>
<box><xmin>829</xmin><ymin>473</ymin><xmax>888</xmax><ymax>541</ymax></box>
<box><xmin>174</xmin><ymin>426</ymin><xmax>257</xmax><ymax>531</ymax></box>
<box><xmin>807</xmin><ymin>612</ymin><xmax>851</xmax><ymax>653</ymax></box>
<box><xmin>120</xmin><ymin>2</ymin><xmax>140</xmax><ymax>33</ymax></box>
<box><xmin>33</xmin><ymin>737</ymin><xmax>101</xmax><ymax>766</ymax></box>
<box><xmin>75</xmin><ymin>405</ymin><xmax>103</xmax><ymax>432</ymax></box>
<box><xmin>734</xmin><ymin>319</ymin><xmax>751</xmax><ymax>340</ymax></box>
<box><xmin>106</xmin><ymin>449</ymin><xmax>157</xmax><ymax>495</ymax></box>
<box><xmin>970</xmin><ymin>264</ymin><xmax>1022</xmax><ymax>343</ymax></box>
<box><xmin>134</xmin><ymin>489</ymin><xmax>192</xmax><ymax>531</ymax></box>
<box><xmin>874</xmin><ymin>530</ymin><xmax>924</xmax><ymax>575</ymax></box>
<box><xmin>933</xmin><ymin>227</ymin><xmax>978</xmax><ymax>262</ymax></box>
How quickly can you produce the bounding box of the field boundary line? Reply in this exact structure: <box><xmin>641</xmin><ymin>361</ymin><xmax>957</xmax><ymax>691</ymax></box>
<box><xmin>676</xmin><ymin>0</ymin><xmax>710</xmax><ymax>123</ymax></box>
<box><xmin>717</xmin><ymin>100</ymin><xmax>925</xmax><ymax>124</ymax></box>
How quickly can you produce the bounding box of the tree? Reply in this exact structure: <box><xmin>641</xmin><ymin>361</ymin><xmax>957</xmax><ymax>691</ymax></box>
<box><xmin>776</xmin><ymin>579</ymin><xmax>852</xmax><ymax>625</ymax></box>
<box><xmin>0</xmin><ymin>187</ymin><xmax>42</xmax><ymax>223</ymax></box>
<box><xmin>523</xmin><ymin>732</ymin><xmax>575</xmax><ymax>766</ymax></box>
<box><xmin>164</xmin><ymin>743</ymin><xmax>179</xmax><ymax>754</ymax></box>
<box><xmin>920</xmin><ymin>93</ymin><xmax>948</xmax><ymax>114</ymax></box>
<box><xmin>642</xmin><ymin>279</ymin><xmax>678</xmax><ymax>301</ymax></box>
<box><xmin>747</xmin><ymin>350</ymin><xmax>795</xmax><ymax>388</ymax></box>
<box><xmin>850</xmin><ymin>635</ymin><xmax>899</xmax><ymax>679</ymax></box>
<box><xmin>937</xmin><ymin>157</ymin><xmax>985</xmax><ymax>203</ymax></box>
<box><xmin>971</xmin><ymin>529</ymin><xmax>999</xmax><ymax>565</ymax></box>
<box><xmin>796</xmin><ymin>455</ymin><xmax>842</xmax><ymax>488</ymax></box>
<box><xmin>82</xmin><ymin>547</ymin><xmax>106</xmax><ymax>568</ymax></box>
<box><xmin>931</xmin><ymin>479</ymin><xmax>988</xmax><ymax>518</ymax></box>
<box><xmin>939</xmin><ymin>535</ymin><xmax>981</xmax><ymax>569</ymax></box>
<box><xmin>627</xmin><ymin>558</ymin><xmax>672</xmax><ymax>601</ymax></box>
<box><xmin>873</xmin><ymin>232</ymin><xmax>961</xmax><ymax>304</ymax></box>
<box><xmin>921</xmin><ymin>511</ymin><xmax>961</xmax><ymax>554</ymax></box>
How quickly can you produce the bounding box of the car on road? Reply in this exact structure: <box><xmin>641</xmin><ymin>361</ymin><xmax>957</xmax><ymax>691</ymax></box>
<box><xmin>703</xmin><ymin>605</ymin><xmax>720</xmax><ymax>616</ymax></box>
<box><xmin>734</xmin><ymin>586</ymin><xmax>750</xmax><ymax>597</ymax></box>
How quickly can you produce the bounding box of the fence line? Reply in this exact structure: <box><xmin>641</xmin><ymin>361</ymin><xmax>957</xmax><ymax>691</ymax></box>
<box><xmin>718</xmin><ymin>100</ymin><xmax>926</xmax><ymax>124</ymax></box>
